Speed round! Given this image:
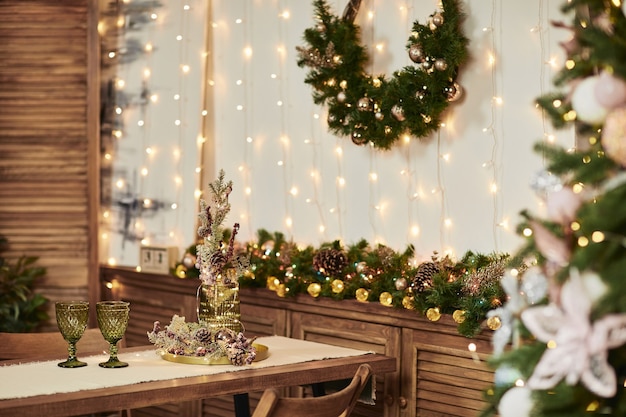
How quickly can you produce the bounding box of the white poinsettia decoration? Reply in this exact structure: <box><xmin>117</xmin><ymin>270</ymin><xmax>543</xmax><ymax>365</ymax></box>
<box><xmin>488</xmin><ymin>266</ymin><xmax>548</xmax><ymax>356</ymax></box>
<box><xmin>521</xmin><ymin>268</ymin><xmax>626</xmax><ymax>397</ymax></box>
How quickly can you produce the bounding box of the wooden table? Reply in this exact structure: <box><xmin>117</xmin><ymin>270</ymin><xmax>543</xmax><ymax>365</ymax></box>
<box><xmin>0</xmin><ymin>337</ymin><xmax>396</xmax><ymax>417</ymax></box>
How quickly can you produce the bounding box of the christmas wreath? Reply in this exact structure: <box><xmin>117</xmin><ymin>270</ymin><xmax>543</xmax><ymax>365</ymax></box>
<box><xmin>296</xmin><ymin>0</ymin><xmax>469</xmax><ymax>149</ymax></box>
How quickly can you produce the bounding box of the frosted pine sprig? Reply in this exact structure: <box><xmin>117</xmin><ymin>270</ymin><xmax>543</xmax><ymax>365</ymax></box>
<box><xmin>196</xmin><ymin>170</ymin><xmax>249</xmax><ymax>286</ymax></box>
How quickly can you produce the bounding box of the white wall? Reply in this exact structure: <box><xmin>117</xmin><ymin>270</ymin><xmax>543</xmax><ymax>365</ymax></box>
<box><xmin>210</xmin><ymin>0</ymin><xmax>573</xmax><ymax>261</ymax></box>
<box><xmin>106</xmin><ymin>0</ymin><xmax>574</xmax><ymax>267</ymax></box>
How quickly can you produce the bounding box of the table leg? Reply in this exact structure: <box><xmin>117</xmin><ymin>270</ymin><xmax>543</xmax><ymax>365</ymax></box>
<box><xmin>233</xmin><ymin>393</ymin><xmax>251</xmax><ymax>417</ymax></box>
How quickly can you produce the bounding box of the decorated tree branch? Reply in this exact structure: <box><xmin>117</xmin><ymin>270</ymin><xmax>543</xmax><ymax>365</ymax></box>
<box><xmin>481</xmin><ymin>1</ymin><xmax>626</xmax><ymax>416</ymax></box>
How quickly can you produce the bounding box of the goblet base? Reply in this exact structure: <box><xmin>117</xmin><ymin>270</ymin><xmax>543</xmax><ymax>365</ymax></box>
<box><xmin>58</xmin><ymin>359</ymin><xmax>88</xmax><ymax>368</ymax></box>
<box><xmin>99</xmin><ymin>358</ymin><xmax>129</xmax><ymax>368</ymax></box>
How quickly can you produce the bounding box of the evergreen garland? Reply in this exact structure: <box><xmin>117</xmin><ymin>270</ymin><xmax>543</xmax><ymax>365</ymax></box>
<box><xmin>296</xmin><ymin>0</ymin><xmax>469</xmax><ymax>149</ymax></box>
<box><xmin>172</xmin><ymin>229</ymin><xmax>514</xmax><ymax>338</ymax></box>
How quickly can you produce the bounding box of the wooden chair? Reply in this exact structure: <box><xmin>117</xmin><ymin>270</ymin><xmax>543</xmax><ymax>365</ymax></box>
<box><xmin>0</xmin><ymin>328</ymin><xmax>110</xmax><ymax>361</ymax></box>
<box><xmin>251</xmin><ymin>364</ymin><xmax>372</xmax><ymax>417</ymax></box>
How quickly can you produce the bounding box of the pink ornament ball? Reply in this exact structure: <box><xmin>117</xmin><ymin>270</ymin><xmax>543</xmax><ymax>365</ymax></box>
<box><xmin>571</xmin><ymin>76</ymin><xmax>609</xmax><ymax>125</ymax></box>
<box><xmin>546</xmin><ymin>187</ymin><xmax>582</xmax><ymax>225</ymax></box>
<box><xmin>602</xmin><ymin>106</ymin><xmax>626</xmax><ymax>167</ymax></box>
<box><xmin>594</xmin><ymin>71</ymin><xmax>626</xmax><ymax>109</ymax></box>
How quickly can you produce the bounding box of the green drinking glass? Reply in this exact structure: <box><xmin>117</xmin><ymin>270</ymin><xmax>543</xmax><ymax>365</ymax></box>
<box><xmin>55</xmin><ymin>301</ymin><xmax>90</xmax><ymax>368</ymax></box>
<box><xmin>96</xmin><ymin>301</ymin><xmax>130</xmax><ymax>368</ymax></box>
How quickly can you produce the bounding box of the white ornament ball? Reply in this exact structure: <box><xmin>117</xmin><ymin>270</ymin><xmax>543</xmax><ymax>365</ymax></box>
<box><xmin>571</xmin><ymin>75</ymin><xmax>609</xmax><ymax>125</ymax></box>
<box><xmin>580</xmin><ymin>270</ymin><xmax>608</xmax><ymax>303</ymax></box>
<box><xmin>602</xmin><ymin>106</ymin><xmax>626</xmax><ymax>166</ymax></box>
<box><xmin>497</xmin><ymin>387</ymin><xmax>533</xmax><ymax>417</ymax></box>
<box><xmin>494</xmin><ymin>365</ymin><xmax>524</xmax><ymax>387</ymax></box>
<box><xmin>594</xmin><ymin>71</ymin><xmax>626</xmax><ymax>109</ymax></box>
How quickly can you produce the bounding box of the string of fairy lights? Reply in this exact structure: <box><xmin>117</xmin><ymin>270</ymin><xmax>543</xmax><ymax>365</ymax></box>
<box><xmin>208</xmin><ymin>0</ymin><xmax>541</xmax><ymax>257</ymax></box>
<box><xmin>99</xmin><ymin>0</ymin><xmax>568</xmax><ymax>269</ymax></box>
<box><xmin>101</xmin><ymin>0</ymin><xmax>206</xmax><ymax>266</ymax></box>
<box><xmin>482</xmin><ymin>0</ymin><xmax>504</xmax><ymax>253</ymax></box>
<box><xmin>367</xmin><ymin>2</ymin><xmax>383</xmax><ymax>244</ymax></box>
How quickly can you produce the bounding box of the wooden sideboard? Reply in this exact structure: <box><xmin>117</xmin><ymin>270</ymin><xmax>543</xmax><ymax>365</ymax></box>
<box><xmin>100</xmin><ymin>266</ymin><xmax>495</xmax><ymax>417</ymax></box>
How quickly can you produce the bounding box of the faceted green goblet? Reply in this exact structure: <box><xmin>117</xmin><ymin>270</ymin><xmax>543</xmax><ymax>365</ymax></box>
<box><xmin>55</xmin><ymin>301</ymin><xmax>90</xmax><ymax>368</ymax></box>
<box><xmin>96</xmin><ymin>301</ymin><xmax>130</xmax><ymax>368</ymax></box>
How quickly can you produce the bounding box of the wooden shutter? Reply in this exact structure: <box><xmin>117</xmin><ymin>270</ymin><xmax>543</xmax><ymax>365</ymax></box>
<box><xmin>0</xmin><ymin>0</ymin><xmax>100</xmax><ymax>328</ymax></box>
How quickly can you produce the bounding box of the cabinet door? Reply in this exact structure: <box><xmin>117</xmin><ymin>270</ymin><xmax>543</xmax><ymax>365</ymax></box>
<box><xmin>106</xmin><ymin>280</ymin><xmax>197</xmax><ymax>347</ymax></box>
<box><xmin>402</xmin><ymin>327</ymin><xmax>493</xmax><ymax>417</ymax></box>
<box><xmin>198</xmin><ymin>303</ymin><xmax>290</xmax><ymax>417</ymax></box>
<box><xmin>240</xmin><ymin>302</ymin><xmax>288</xmax><ymax>337</ymax></box>
<box><xmin>291</xmin><ymin>311</ymin><xmax>401</xmax><ymax>417</ymax></box>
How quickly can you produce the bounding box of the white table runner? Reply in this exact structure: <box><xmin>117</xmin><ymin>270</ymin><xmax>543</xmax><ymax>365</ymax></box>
<box><xmin>0</xmin><ymin>336</ymin><xmax>371</xmax><ymax>400</ymax></box>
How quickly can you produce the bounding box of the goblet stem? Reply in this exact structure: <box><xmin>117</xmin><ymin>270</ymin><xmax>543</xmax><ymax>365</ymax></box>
<box><xmin>58</xmin><ymin>341</ymin><xmax>87</xmax><ymax>368</ymax></box>
<box><xmin>99</xmin><ymin>340</ymin><xmax>128</xmax><ymax>368</ymax></box>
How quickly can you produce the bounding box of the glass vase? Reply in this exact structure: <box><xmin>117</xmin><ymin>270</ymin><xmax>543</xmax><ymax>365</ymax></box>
<box><xmin>197</xmin><ymin>273</ymin><xmax>242</xmax><ymax>333</ymax></box>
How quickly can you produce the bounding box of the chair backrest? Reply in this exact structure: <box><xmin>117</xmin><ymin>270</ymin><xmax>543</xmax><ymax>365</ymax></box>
<box><xmin>251</xmin><ymin>363</ymin><xmax>372</xmax><ymax>417</ymax></box>
<box><xmin>0</xmin><ymin>328</ymin><xmax>109</xmax><ymax>361</ymax></box>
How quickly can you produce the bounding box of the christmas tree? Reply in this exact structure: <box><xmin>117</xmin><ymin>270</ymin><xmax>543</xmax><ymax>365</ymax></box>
<box><xmin>482</xmin><ymin>1</ymin><xmax>626</xmax><ymax>416</ymax></box>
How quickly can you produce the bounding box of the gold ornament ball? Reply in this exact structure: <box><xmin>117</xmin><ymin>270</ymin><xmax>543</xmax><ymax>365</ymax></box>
<box><xmin>331</xmin><ymin>279</ymin><xmax>345</xmax><ymax>294</ymax></box>
<box><xmin>426</xmin><ymin>307</ymin><xmax>441</xmax><ymax>322</ymax></box>
<box><xmin>444</xmin><ymin>82</ymin><xmax>463</xmax><ymax>102</ymax></box>
<box><xmin>379</xmin><ymin>292</ymin><xmax>393</xmax><ymax>307</ymax></box>
<box><xmin>276</xmin><ymin>283</ymin><xmax>287</xmax><ymax>298</ymax></box>
<box><xmin>452</xmin><ymin>309</ymin><xmax>466</xmax><ymax>324</ymax></box>
<box><xmin>266</xmin><ymin>276</ymin><xmax>280</xmax><ymax>291</ymax></box>
<box><xmin>432</xmin><ymin>12</ymin><xmax>444</xmax><ymax>27</ymax></box>
<box><xmin>307</xmin><ymin>282</ymin><xmax>322</xmax><ymax>297</ymax></box>
<box><xmin>182</xmin><ymin>253</ymin><xmax>196</xmax><ymax>268</ymax></box>
<box><xmin>175</xmin><ymin>264</ymin><xmax>187</xmax><ymax>279</ymax></box>
<box><xmin>394</xmin><ymin>277</ymin><xmax>408</xmax><ymax>291</ymax></box>
<box><xmin>351</xmin><ymin>128</ymin><xmax>368</xmax><ymax>146</ymax></box>
<box><xmin>434</xmin><ymin>59</ymin><xmax>448</xmax><ymax>71</ymax></box>
<box><xmin>355</xmin><ymin>288</ymin><xmax>369</xmax><ymax>302</ymax></box>
<box><xmin>487</xmin><ymin>316</ymin><xmax>502</xmax><ymax>330</ymax></box>
<box><xmin>602</xmin><ymin>107</ymin><xmax>626</xmax><ymax>167</ymax></box>
<box><xmin>402</xmin><ymin>295</ymin><xmax>415</xmax><ymax>310</ymax></box>
<box><xmin>391</xmin><ymin>104</ymin><xmax>406</xmax><ymax>121</ymax></box>
<box><xmin>357</xmin><ymin>97</ymin><xmax>372</xmax><ymax>111</ymax></box>
<box><xmin>408</xmin><ymin>44</ymin><xmax>425</xmax><ymax>63</ymax></box>
<box><xmin>337</xmin><ymin>91</ymin><xmax>347</xmax><ymax>103</ymax></box>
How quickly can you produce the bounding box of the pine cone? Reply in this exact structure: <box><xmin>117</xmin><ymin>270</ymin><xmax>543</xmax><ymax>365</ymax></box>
<box><xmin>313</xmin><ymin>248</ymin><xmax>348</xmax><ymax>276</ymax></box>
<box><xmin>209</xmin><ymin>251</ymin><xmax>228</xmax><ymax>275</ymax></box>
<box><xmin>193</xmin><ymin>327</ymin><xmax>211</xmax><ymax>344</ymax></box>
<box><xmin>411</xmin><ymin>261</ymin><xmax>440</xmax><ymax>292</ymax></box>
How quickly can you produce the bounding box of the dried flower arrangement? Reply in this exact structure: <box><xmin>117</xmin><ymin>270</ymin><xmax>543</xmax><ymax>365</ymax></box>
<box><xmin>148</xmin><ymin>170</ymin><xmax>256</xmax><ymax>365</ymax></box>
<box><xmin>147</xmin><ymin>315</ymin><xmax>257</xmax><ymax>366</ymax></box>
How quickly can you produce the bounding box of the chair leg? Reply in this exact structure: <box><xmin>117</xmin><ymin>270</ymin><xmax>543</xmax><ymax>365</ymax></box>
<box><xmin>233</xmin><ymin>393</ymin><xmax>251</xmax><ymax>417</ymax></box>
<box><xmin>311</xmin><ymin>383</ymin><xmax>326</xmax><ymax>397</ymax></box>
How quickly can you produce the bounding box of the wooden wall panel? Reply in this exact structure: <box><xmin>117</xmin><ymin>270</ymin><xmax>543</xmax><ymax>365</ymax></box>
<box><xmin>0</xmin><ymin>0</ymin><xmax>99</xmax><ymax>329</ymax></box>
